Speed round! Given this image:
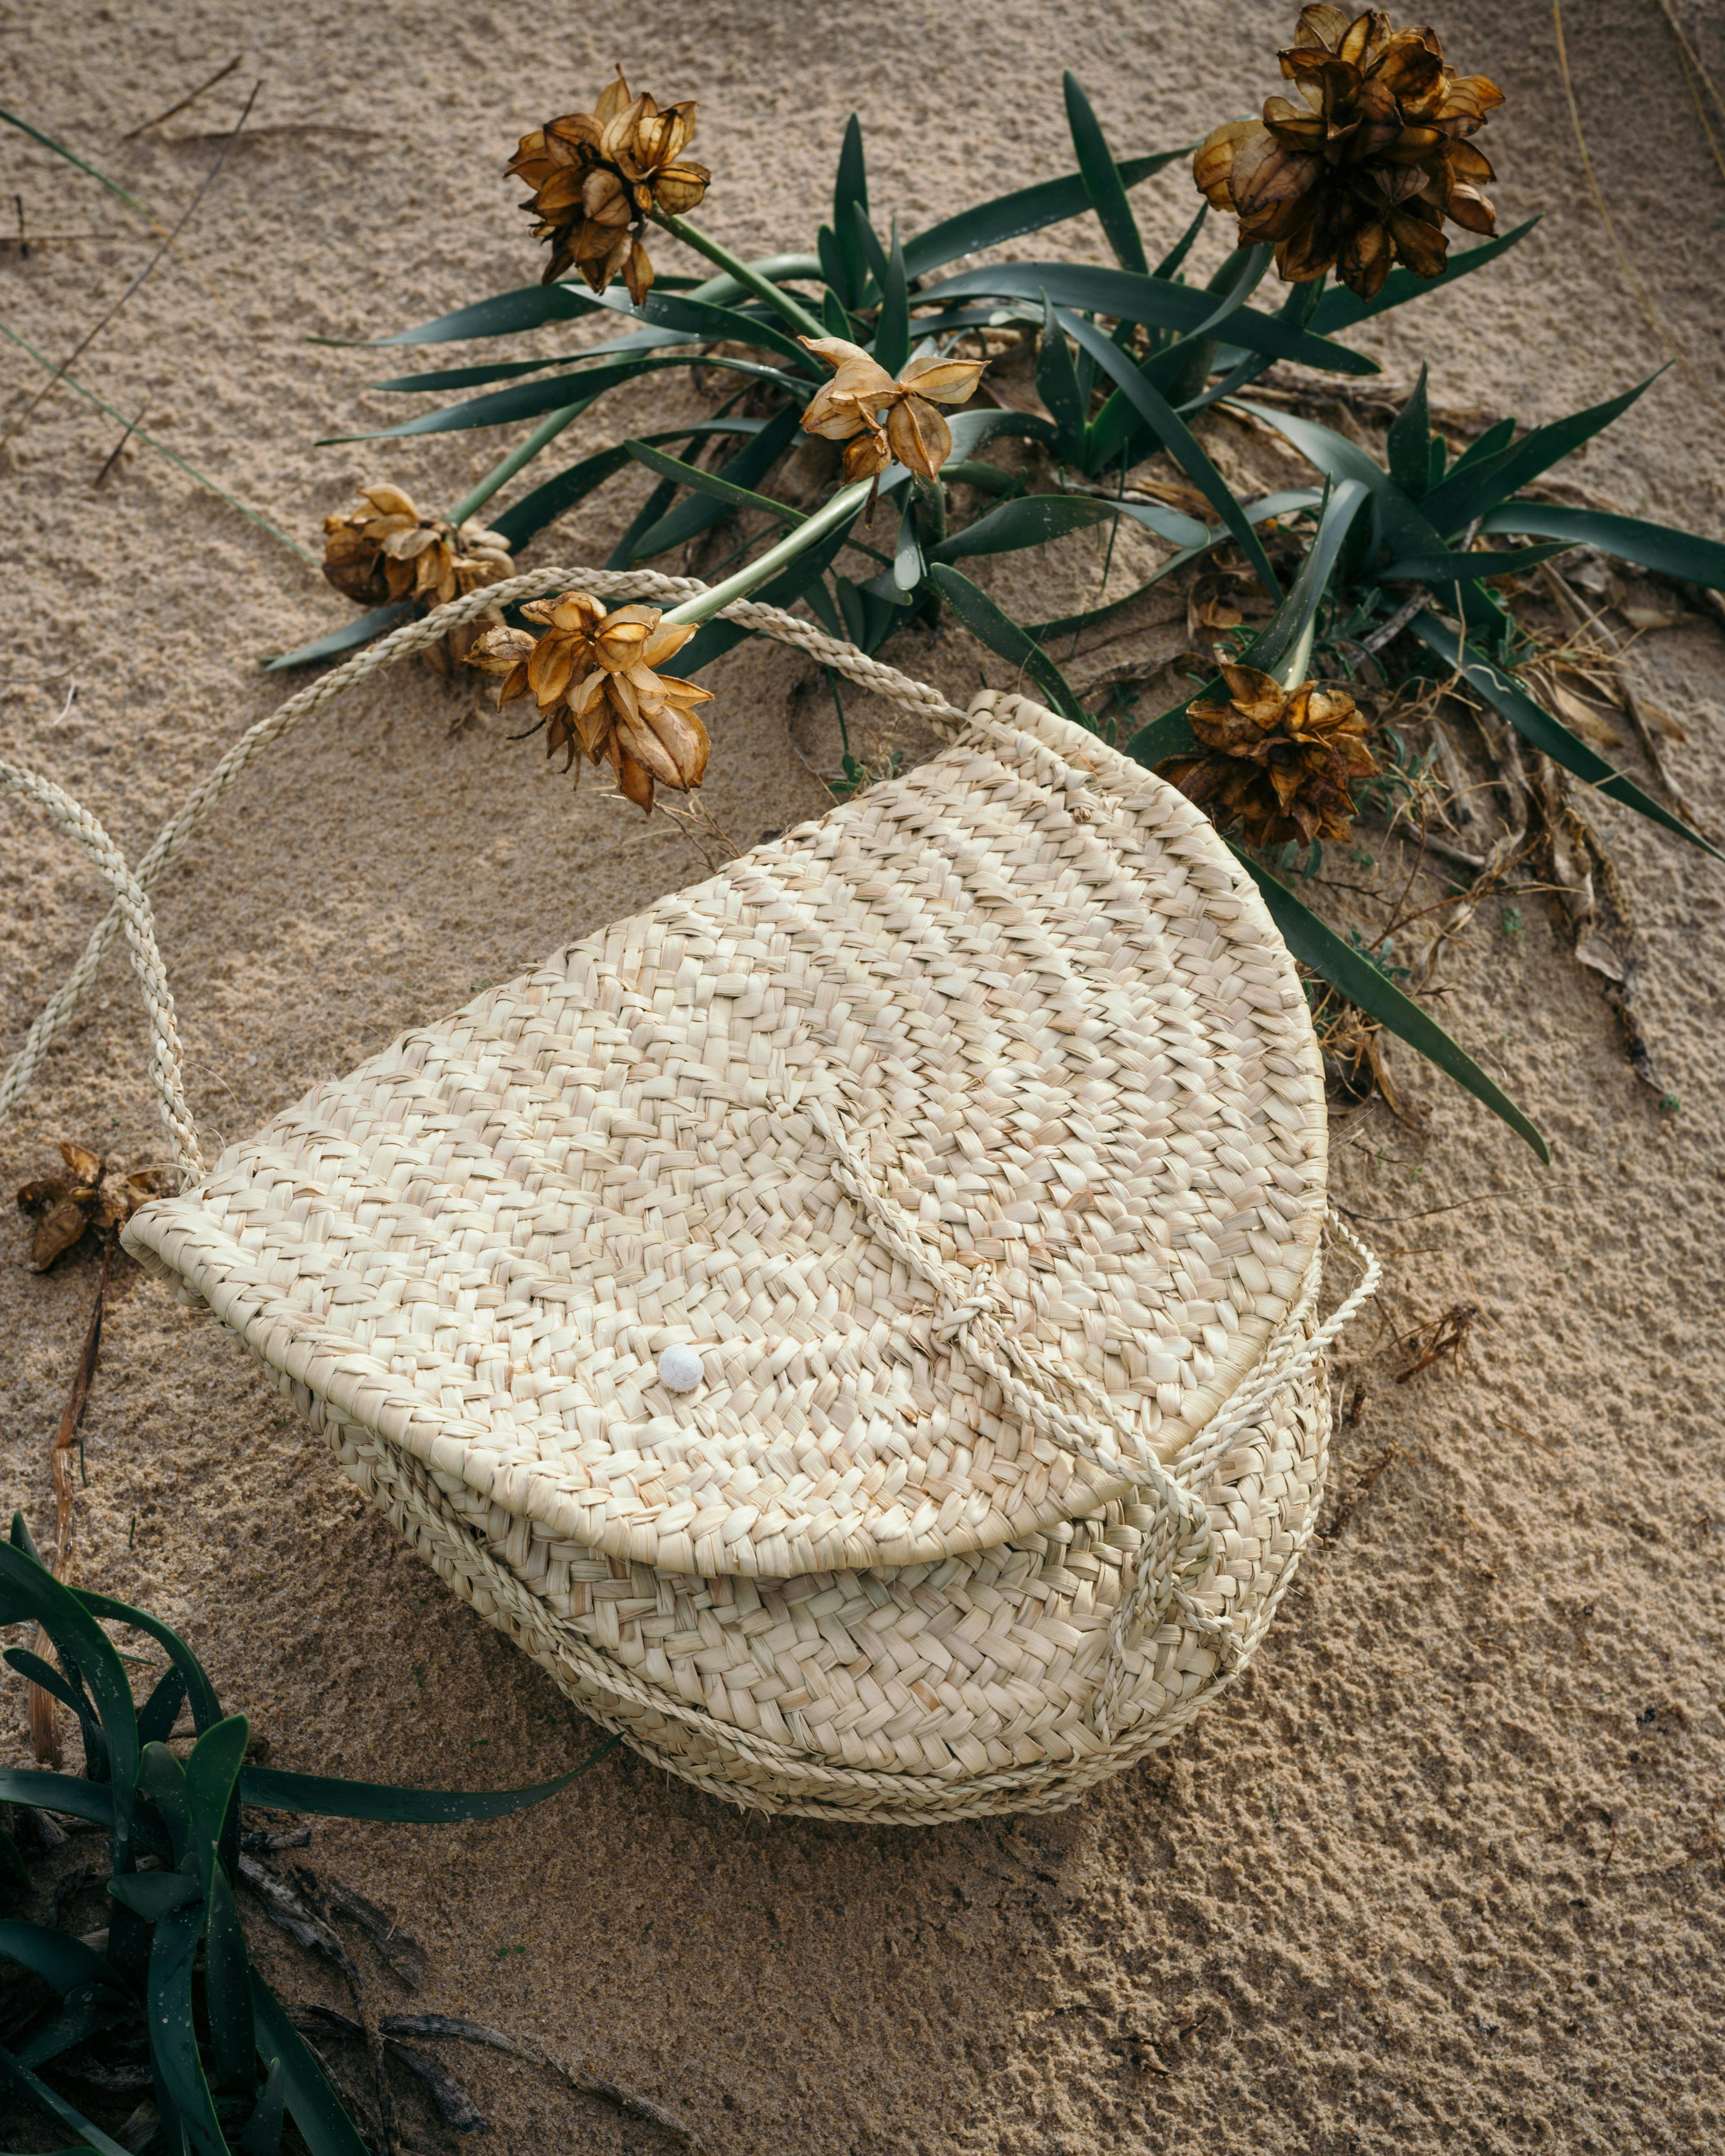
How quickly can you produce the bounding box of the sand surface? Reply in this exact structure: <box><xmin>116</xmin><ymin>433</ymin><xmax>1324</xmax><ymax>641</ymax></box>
<box><xmin>4</xmin><ymin>2</ymin><xmax>1725</xmax><ymax>2149</ymax></box>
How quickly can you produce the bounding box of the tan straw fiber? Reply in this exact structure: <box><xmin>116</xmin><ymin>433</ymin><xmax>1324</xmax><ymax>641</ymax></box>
<box><xmin>1</xmin><ymin>565</ymin><xmax>1377</xmax><ymax>1821</ymax></box>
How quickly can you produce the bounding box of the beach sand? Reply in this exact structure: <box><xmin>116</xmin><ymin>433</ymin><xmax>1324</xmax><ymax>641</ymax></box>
<box><xmin>3</xmin><ymin>2</ymin><xmax>1724</xmax><ymax>2147</ymax></box>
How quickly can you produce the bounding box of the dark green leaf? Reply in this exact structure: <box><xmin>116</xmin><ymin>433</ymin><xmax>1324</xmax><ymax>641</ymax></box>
<box><xmin>0</xmin><ymin>1827</ymin><xmax>31</xmax><ymax>1913</ymax></box>
<box><xmin>945</xmin><ymin>407</ymin><xmax>1059</xmax><ymax>457</ymax></box>
<box><xmin>607</xmin><ymin>473</ymin><xmax>678</xmax><ymax>570</ymax></box>
<box><xmin>628</xmin><ymin>287</ymin><xmax>813</xmax><ymax>370</ymax></box>
<box><xmin>1063</xmin><ymin>73</ymin><xmax>1149</xmax><ymax>274</ymax></box>
<box><xmin>14</xmin><ymin>1992</ymin><xmax>134</xmax><ymax>2071</ymax></box>
<box><xmin>1035</xmin><ymin>292</ymin><xmax>1087</xmax><ymax>459</ymax></box>
<box><xmin>240</xmin><ymin>2057</ymin><xmax>288</xmax><ymax>2156</ymax></box>
<box><xmin>1376</xmin><ymin>541</ymin><xmax>1577</xmax><ymax>582</ymax></box>
<box><xmin>0</xmin><ymin>1768</ymin><xmax>115</xmax><ymax>1830</ymax></box>
<box><xmin>1233</xmin><ymin>397</ymin><xmax>1449</xmax><ymax>570</ymax></box>
<box><xmin>317</xmin><ymin>356</ymin><xmax>800</xmax><ymax>445</ymax></box>
<box><xmin>833</xmin><ymin>115</ymin><xmax>870</xmax><ymax>308</ymax></box>
<box><xmin>1025</xmin><ymin>488</ymin><xmax>1319</xmax><ymax>636</ymax></box>
<box><xmin>1238</xmin><ymin>855</ymin><xmax>1550</xmax><ymax>1160</ymax></box>
<box><xmin>821</xmin><ymin>284</ymin><xmax>854</xmax><ymax>339</ymax></box>
<box><xmin>1385</xmin><ymin>365</ymin><xmax>1432</xmax><ymax>499</ymax></box>
<box><xmin>489</xmin><ymin>443</ymin><xmax>637</xmax><ymax>552</ymax></box>
<box><xmin>1128</xmin><ymin>479</ymin><xmax>1367</xmax><ymax>762</ymax></box>
<box><xmin>251</xmin><ymin>1975</ymin><xmax>374</xmax><ymax>2156</ymax></box>
<box><xmin>1062</xmin><ymin>309</ymin><xmax>1280</xmax><ymax>593</ymax></box>
<box><xmin>849</xmin><ymin>199</ymin><xmax>891</xmax><ymax>298</ymax></box>
<box><xmin>1310</xmin><ymin>216</ymin><xmax>1540</xmax><ymax>332</ymax></box>
<box><xmin>261</xmin><ymin>601</ymin><xmax>413</xmax><ymax>676</ymax></box>
<box><xmin>933</xmin><ymin>491</ymin><xmax>1208</xmax><ymax>563</ymax></box>
<box><xmin>110</xmin><ymin>1871</ymin><xmax>201</xmax><ymax>1921</ymax></box>
<box><xmin>0</xmin><ymin>1921</ymin><xmax>126</xmax><ymax>2000</ymax></box>
<box><xmin>1152</xmin><ymin>201</ymin><xmax>1208</xmax><ymax>282</ymax></box>
<box><xmin>137</xmin><ymin>1666</ymin><xmax>188</xmax><ymax>1749</ymax></box>
<box><xmin>75</xmin><ymin>1587</ymin><xmax>222</xmax><ymax>1736</ymax></box>
<box><xmin>875</xmin><ymin>224</ymin><xmax>910</xmax><ymax>376</ymax></box>
<box><xmin>1420</xmin><ymin>372</ymin><xmax>1661</xmax><ymax>535</ymax></box>
<box><xmin>628</xmin><ymin>406</ymin><xmax>806</xmax><ymax>558</ymax></box>
<box><xmin>1445</xmin><ymin>413</ymin><xmax>1515</xmax><ymax>483</ymax></box>
<box><xmin>940</xmin><ymin>459</ymin><xmax>1022</xmax><ymax>496</ymax></box>
<box><xmin>1408</xmin><ymin>613</ymin><xmax>1722</xmax><ymax>857</ymax></box>
<box><xmin>205</xmin><ymin>1869</ymin><xmax>255</xmax><ymax>2087</ymax></box>
<box><xmin>0</xmin><ymin>1542</ymin><xmax>137</xmax><ymax>1849</ymax></box>
<box><xmin>902</xmin><ymin>152</ymin><xmax>1190</xmax><ymax>279</ymax></box>
<box><xmin>922</xmin><ymin>262</ymin><xmax>1380</xmax><ymax>374</ymax></box>
<box><xmin>138</xmin><ymin>1741</ymin><xmax>190</xmax><ymax>1868</ymax></box>
<box><xmin>149</xmin><ymin>1902</ymin><xmax>228</xmax><ymax>2156</ymax></box>
<box><xmin>4</xmin><ymin>1648</ymin><xmax>90</xmax><ymax>1725</ymax></box>
<box><xmin>1478</xmin><ymin>501</ymin><xmax>1725</xmax><ymax>591</ymax></box>
<box><xmin>929</xmin><ymin>566</ymin><xmax>1088</xmax><ymax>725</ymax></box>
<box><xmin>342</xmin><ymin>280</ymin><xmax>603</xmax><ymax>348</ymax></box>
<box><xmin>185</xmin><ymin>1716</ymin><xmax>249</xmax><ymax>1898</ymax></box>
<box><xmin>624</xmin><ymin>439</ymin><xmax>803</xmax><ymax>531</ymax></box>
<box><xmin>238</xmin><ymin>1732</ymin><xmax>619</xmax><ymax>1825</ymax></box>
<box><xmin>1141</xmin><ymin>243</ymin><xmax>1274</xmax><ymax>409</ymax></box>
<box><xmin>371</xmin><ymin>351</ymin><xmax>600</xmax><ymax>395</ymax></box>
<box><xmin>0</xmin><ymin>2034</ymin><xmax>132</xmax><ymax>2156</ymax></box>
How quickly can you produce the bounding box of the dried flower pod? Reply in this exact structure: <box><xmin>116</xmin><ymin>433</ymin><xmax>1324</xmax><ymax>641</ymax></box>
<box><xmin>468</xmin><ymin>593</ymin><xmax>712</xmax><ymax>814</ymax></box>
<box><xmin>798</xmin><ymin>338</ymin><xmax>989</xmax><ymax>482</ymax></box>
<box><xmin>1160</xmin><ymin>663</ymin><xmax>1378</xmax><ymax>847</ymax></box>
<box><xmin>16</xmin><ymin>1142</ymin><xmax>165</xmax><ymax>1272</ymax></box>
<box><xmin>509</xmin><ymin>71</ymin><xmax>709</xmax><ymax>305</ymax></box>
<box><xmin>321</xmin><ymin>485</ymin><xmax>513</xmax><ymax>672</ymax></box>
<box><xmin>1194</xmin><ymin>6</ymin><xmax>1504</xmax><ymax>298</ymax></box>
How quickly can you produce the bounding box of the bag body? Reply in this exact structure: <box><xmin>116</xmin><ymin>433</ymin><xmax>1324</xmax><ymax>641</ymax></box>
<box><xmin>120</xmin><ymin>687</ymin><xmax>1349</xmax><ymax>1820</ymax></box>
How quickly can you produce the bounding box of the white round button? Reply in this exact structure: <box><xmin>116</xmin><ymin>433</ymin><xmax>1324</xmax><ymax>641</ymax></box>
<box><xmin>657</xmin><ymin>1343</ymin><xmax>705</xmax><ymax>1393</ymax></box>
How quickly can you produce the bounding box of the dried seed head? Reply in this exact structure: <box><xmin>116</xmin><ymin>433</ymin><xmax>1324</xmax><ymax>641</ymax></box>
<box><xmin>468</xmin><ymin>594</ymin><xmax>712</xmax><ymax>814</ymax></box>
<box><xmin>509</xmin><ymin>70</ymin><xmax>709</xmax><ymax>303</ymax></box>
<box><xmin>15</xmin><ymin>1142</ymin><xmax>165</xmax><ymax>1272</ymax></box>
<box><xmin>322</xmin><ymin>486</ymin><xmax>514</xmax><ymax>672</ymax></box>
<box><xmin>1194</xmin><ymin>8</ymin><xmax>1504</xmax><ymax>297</ymax></box>
<box><xmin>796</xmin><ymin>337</ymin><xmax>989</xmax><ymax>483</ymax></box>
<box><xmin>1160</xmin><ymin>664</ymin><xmax>1378</xmax><ymax>847</ymax></box>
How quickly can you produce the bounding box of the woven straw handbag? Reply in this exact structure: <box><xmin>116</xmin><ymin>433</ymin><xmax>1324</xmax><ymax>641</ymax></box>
<box><xmin>4</xmin><ymin>568</ymin><xmax>1375</xmax><ymax>1825</ymax></box>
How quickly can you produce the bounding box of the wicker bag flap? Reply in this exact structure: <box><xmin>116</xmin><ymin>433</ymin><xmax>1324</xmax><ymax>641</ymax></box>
<box><xmin>119</xmin><ymin>690</ymin><xmax>1327</xmax><ymax>1581</ymax></box>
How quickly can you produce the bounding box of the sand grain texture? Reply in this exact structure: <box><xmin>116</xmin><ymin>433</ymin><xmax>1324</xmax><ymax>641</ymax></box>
<box><xmin>4</xmin><ymin>3</ymin><xmax>1725</xmax><ymax>2150</ymax></box>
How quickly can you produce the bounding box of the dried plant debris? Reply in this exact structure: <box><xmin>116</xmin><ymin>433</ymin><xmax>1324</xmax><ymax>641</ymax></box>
<box><xmin>1195</xmin><ymin>5</ymin><xmax>1503</xmax><ymax>297</ymax></box>
<box><xmin>15</xmin><ymin>1141</ymin><xmax>163</xmax><ymax>1271</ymax></box>
<box><xmin>1393</xmin><ymin>1300</ymin><xmax>1479</xmax><ymax>1381</ymax></box>
<box><xmin>469</xmin><ymin>593</ymin><xmax>711</xmax><ymax>812</ymax></box>
<box><xmin>509</xmin><ymin>68</ymin><xmax>709</xmax><ymax>303</ymax></box>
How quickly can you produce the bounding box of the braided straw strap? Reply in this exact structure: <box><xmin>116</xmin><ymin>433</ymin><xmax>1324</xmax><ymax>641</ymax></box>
<box><xmin>0</xmin><ymin>567</ymin><xmax>965</xmax><ymax>1145</ymax></box>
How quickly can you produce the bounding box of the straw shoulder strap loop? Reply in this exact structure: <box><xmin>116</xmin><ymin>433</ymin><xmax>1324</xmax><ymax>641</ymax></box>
<box><xmin>0</xmin><ymin>566</ymin><xmax>965</xmax><ymax>1149</ymax></box>
<box><xmin>0</xmin><ymin>759</ymin><xmax>203</xmax><ymax>1180</ymax></box>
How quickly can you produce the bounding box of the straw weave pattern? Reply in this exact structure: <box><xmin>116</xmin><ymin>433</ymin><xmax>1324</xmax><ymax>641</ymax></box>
<box><xmin>1</xmin><ymin>562</ymin><xmax>1370</xmax><ymax>1818</ymax></box>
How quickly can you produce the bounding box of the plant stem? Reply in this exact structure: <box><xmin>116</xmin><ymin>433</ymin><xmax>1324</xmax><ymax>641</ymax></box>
<box><xmin>651</xmin><ymin>211</ymin><xmax>827</xmax><ymax>343</ymax></box>
<box><xmin>663</xmin><ymin>477</ymin><xmax>873</xmax><ymax>627</ymax></box>
<box><xmin>447</xmin><ymin>402</ymin><xmax>589</xmax><ymax>526</ymax></box>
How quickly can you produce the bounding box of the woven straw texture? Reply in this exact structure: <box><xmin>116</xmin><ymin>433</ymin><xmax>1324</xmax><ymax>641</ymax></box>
<box><xmin>111</xmin><ymin>676</ymin><xmax>1352</xmax><ymax>1819</ymax></box>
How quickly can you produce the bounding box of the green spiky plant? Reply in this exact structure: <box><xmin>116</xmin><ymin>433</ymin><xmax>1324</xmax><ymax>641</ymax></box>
<box><xmin>276</xmin><ymin>34</ymin><xmax>1723</xmax><ymax>1161</ymax></box>
<box><xmin>1126</xmin><ymin>367</ymin><xmax>1725</xmax><ymax>1156</ymax></box>
<box><xmin>0</xmin><ymin>1515</ymin><xmax>614</xmax><ymax>2156</ymax></box>
<box><xmin>274</xmin><ymin>74</ymin><xmax>1530</xmax><ymax>685</ymax></box>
